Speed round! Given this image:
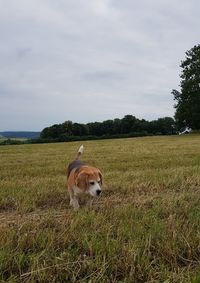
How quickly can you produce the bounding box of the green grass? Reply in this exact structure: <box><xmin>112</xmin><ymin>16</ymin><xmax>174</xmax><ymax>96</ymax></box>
<box><xmin>1</xmin><ymin>135</ymin><xmax>200</xmax><ymax>282</ymax></box>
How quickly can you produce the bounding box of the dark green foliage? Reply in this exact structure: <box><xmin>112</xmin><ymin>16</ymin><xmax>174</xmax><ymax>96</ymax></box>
<box><xmin>0</xmin><ymin>139</ymin><xmax>24</xmax><ymax>145</ymax></box>
<box><xmin>0</xmin><ymin>116</ymin><xmax>176</xmax><ymax>146</ymax></box>
<box><xmin>172</xmin><ymin>44</ymin><xmax>200</xmax><ymax>129</ymax></box>
<box><xmin>40</xmin><ymin>115</ymin><xmax>176</xmax><ymax>141</ymax></box>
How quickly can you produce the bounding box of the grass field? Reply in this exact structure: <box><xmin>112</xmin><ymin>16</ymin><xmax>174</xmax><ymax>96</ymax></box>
<box><xmin>1</xmin><ymin>135</ymin><xmax>200</xmax><ymax>282</ymax></box>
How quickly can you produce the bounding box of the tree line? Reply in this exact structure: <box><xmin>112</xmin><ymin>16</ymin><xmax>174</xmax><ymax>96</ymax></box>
<box><xmin>40</xmin><ymin>115</ymin><xmax>176</xmax><ymax>142</ymax></box>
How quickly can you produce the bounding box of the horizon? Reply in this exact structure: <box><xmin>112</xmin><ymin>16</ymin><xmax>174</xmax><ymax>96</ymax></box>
<box><xmin>0</xmin><ymin>113</ymin><xmax>175</xmax><ymax>132</ymax></box>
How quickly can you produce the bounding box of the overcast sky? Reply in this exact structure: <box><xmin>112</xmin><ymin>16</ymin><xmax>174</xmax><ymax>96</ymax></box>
<box><xmin>0</xmin><ymin>0</ymin><xmax>200</xmax><ymax>131</ymax></box>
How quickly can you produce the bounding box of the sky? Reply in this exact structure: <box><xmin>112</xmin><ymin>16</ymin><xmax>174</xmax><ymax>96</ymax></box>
<box><xmin>0</xmin><ymin>0</ymin><xmax>200</xmax><ymax>131</ymax></box>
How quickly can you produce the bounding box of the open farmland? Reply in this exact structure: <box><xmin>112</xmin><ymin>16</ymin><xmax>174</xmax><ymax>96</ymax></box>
<box><xmin>1</xmin><ymin>135</ymin><xmax>200</xmax><ymax>282</ymax></box>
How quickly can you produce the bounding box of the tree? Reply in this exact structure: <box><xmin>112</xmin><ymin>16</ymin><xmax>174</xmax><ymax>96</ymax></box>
<box><xmin>155</xmin><ymin>117</ymin><xmax>176</xmax><ymax>135</ymax></box>
<box><xmin>172</xmin><ymin>44</ymin><xmax>200</xmax><ymax>129</ymax></box>
<box><xmin>87</xmin><ymin>122</ymin><xmax>103</xmax><ymax>136</ymax></box>
<box><xmin>121</xmin><ymin>115</ymin><xmax>137</xmax><ymax>134</ymax></box>
<box><xmin>72</xmin><ymin>123</ymin><xmax>89</xmax><ymax>136</ymax></box>
<box><xmin>101</xmin><ymin>120</ymin><xmax>114</xmax><ymax>135</ymax></box>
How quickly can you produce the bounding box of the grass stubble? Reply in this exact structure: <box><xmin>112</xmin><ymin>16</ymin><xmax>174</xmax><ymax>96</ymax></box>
<box><xmin>1</xmin><ymin>136</ymin><xmax>200</xmax><ymax>282</ymax></box>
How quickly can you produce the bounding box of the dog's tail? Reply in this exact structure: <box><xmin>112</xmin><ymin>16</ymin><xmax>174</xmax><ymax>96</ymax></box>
<box><xmin>75</xmin><ymin>145</ymin><xmax>84</xmax><ymax>160</ymax></box>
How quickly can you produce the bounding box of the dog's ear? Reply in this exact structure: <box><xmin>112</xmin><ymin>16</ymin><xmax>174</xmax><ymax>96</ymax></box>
<box><xmin>98</xmin><ymin>170</ymin><xmax>103</xmax><ymax>185</ymax></box>
<box><xmin>75</xmin><ymin>171</ymin><xmax>89</xmax><ymax>191</ymax></box>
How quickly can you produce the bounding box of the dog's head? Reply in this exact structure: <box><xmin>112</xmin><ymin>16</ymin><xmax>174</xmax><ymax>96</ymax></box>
<box><xmin>75</xmin><ymin>167</ymin><xmax>103</xmax><ymax>197</ymax></box>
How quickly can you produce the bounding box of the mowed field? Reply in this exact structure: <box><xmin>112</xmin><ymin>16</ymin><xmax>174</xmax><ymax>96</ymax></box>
<box><xmin>1</xmin><ymin>136</ymin><xmax>200</xmax><ymax>283</ymax></box>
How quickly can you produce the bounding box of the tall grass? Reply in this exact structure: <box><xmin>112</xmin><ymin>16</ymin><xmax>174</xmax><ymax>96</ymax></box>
<box><xmin>1</xmin><ymin>136</ymin><xmax>200</xmax><ymax>282</ymax></box>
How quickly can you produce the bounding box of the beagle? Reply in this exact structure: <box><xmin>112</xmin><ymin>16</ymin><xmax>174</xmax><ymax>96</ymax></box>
<box><xmin>67</xmin><ymin>145</ymin><xmax>103</xmax><ymax>210</ymax></box>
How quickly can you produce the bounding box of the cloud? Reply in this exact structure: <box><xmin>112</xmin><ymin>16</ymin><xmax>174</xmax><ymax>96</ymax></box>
<box><xmin>83</xmin><ymin>71</ymin><xmax>124</xmax><ymax>84</ymax></box>
<box><xmin>16</xmin><ymin>47</ymin><xmax>32</xmax><ymax>58</ymax></box>
<box><xmin>0</xmin><ymin>0</ymin><xmax>199</xmax><ymax>130</ymax></box>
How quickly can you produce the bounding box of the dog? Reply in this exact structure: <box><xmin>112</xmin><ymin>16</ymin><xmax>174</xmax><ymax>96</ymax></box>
<box><xmin>67</xmin><ymin>145</ymin><xmax>103</xmax><ymax>210</ymax></box>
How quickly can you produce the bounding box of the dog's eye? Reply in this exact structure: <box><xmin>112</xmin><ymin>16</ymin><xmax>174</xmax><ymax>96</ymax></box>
<box><xmin>89</xmin><ymin>181</ymin><xmax>95</xmax><ymax>185</ymax></box>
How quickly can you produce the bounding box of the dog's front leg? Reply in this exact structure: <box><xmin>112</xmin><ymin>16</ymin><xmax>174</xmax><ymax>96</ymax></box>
<box><xmin>72</xmin><ymin>197</ymin><xmax>80</xmax><ymax>211</ymax></box>
<box><xmin>70</xmin><ymin>195</ymin><xmax>80</xmax><ymax>210</ymax></box>
<box><xmin>87</xmin><ymin>198</ymin><xmax>94</xmax><ymax>209</ymax></box>
<box><xmin>68</xmin><ymin>187</ymin><xmax>80</xmax><ymax>210</ymax></box>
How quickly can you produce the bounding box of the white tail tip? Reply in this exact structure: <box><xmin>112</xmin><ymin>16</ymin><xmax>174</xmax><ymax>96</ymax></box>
<box><xmin>78</xmin><ymin>145</ymin><xmax>84</xmax><ymax>154</ymax></box>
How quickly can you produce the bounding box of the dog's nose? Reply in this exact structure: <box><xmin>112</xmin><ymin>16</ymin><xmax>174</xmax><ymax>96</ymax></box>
<box><xmin>96</xmin><ymin>190</ymin><xmax>101</xmax><ymax>195</ymax></box>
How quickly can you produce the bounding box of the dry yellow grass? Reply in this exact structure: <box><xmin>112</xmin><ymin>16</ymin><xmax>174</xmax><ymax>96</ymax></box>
<box><xmin>1</xmin><ymin>135</ymin><xmax>200</xmax><ymax>282</ymax></box>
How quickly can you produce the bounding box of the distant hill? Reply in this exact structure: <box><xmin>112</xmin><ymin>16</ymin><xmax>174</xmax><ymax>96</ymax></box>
<box><xmin>0</xmin><ymin>131</ymin><xmax>40</xmax><ymax>139</ymax></box>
